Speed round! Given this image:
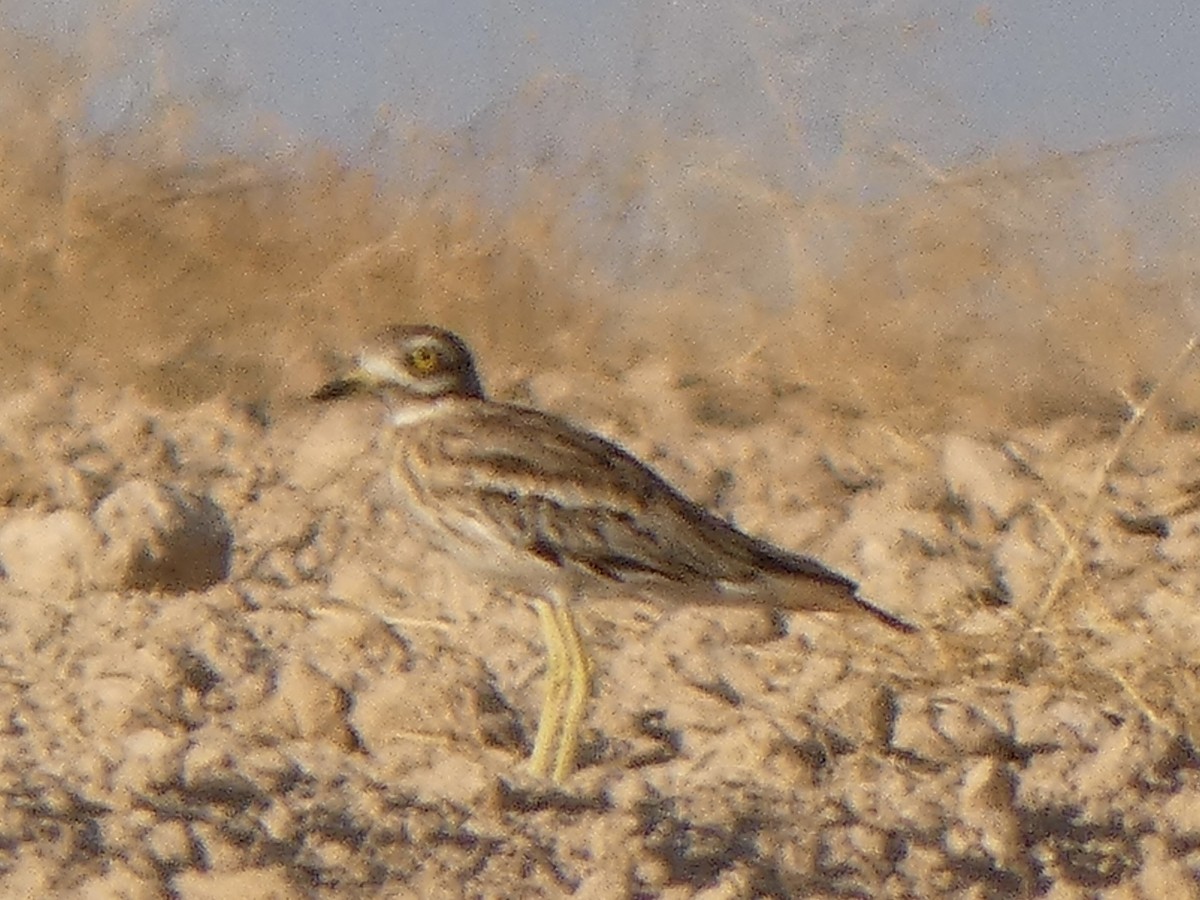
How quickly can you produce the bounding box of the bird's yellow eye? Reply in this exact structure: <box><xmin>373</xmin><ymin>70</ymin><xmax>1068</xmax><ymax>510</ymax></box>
<box><xmin>409</xmin><ymin>345</ymin><xmax>440</xmax><ymax>375</ymax></box>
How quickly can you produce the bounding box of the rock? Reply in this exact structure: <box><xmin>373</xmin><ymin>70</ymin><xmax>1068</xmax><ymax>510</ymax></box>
<box><xmin>265</xmin><ymin>659</ymin><xmax>354</xmax><ymax>746</ymax></box>
<box><xmin>0</xmin><ymin>444</ymin><xmax>35</xmax><ymax>506</ymax></box>
<box><xmin>349</xmin><ymin>660</ymin><xmax>477</xmax><ymax>763</ymax></box>
<box><xmin>92</xmin><ymin>480</ymin><xmax>232</xmax><ymax>593</ymax></box>
<box><xmin>993</xmin><ymin>519</ymin><xmax>1056</xmax><ymax>609</ymax></box>
<box><xmin>113</xmin><ymin>728</ymin><xmax>187</xmax><ymax>796</ymax></box>
<box><xmin>171</xmin><ymin>867</ymin><xmax>294</xmax><ymax>900</ymax></box>
<box><xmin>287</xmin><ymin>405</ymin><xmax>377</xmax><ymax>493</ymax></box>
<box><xmin>942</xmin><ymin>434</ymin><xmax>1027</xmax><ymax>523</ymax></box>
<box><xmin>890</xmin><ymin>693</ymin><xmax>956</xmax><ymax>762</ymax></box>
<box><xmin>145</xmin><ymin>821</ymin><xmax>192</xmax><ymax>866</ymax></box>
<box><xmin>958</xmin><ymin>759</ymin><xmax>1022</xmax><ymax>868</ymax></box>
<box><xmin>76</xmin><ymin>865</ymin><xmax>160</xmax><ymax>900</ymax></box>
<box><xmin>0</xmin><ymin>510</ymin><xmax>100</xmax><ymax>597</ymax></box>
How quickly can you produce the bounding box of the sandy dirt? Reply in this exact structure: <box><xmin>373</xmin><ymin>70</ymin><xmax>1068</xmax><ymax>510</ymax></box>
<box><xmin>2</xmin><ymin>347</ymin><xmax>1200</xmax><ymax>899</ymax></box>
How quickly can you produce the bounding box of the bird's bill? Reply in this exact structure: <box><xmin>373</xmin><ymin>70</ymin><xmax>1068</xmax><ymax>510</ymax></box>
<box><xmin>312</xmin><ymin>349</ymin><xmax>412</xmax><ymax>402</ymax></box>
<box><xmin>310</xmin><ymin>367</ymin><xmax>379</xmax><ymax>402</ymax></box>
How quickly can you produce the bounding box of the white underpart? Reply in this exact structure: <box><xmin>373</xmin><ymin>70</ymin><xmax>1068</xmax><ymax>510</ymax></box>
<box><xmin>389</xmin><ymin>402</ymin><xmax>450</xmax><ymax>427</ymax></box>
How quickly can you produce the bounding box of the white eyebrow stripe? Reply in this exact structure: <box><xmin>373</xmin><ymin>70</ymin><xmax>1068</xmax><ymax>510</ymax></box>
<box><xmin>359</xmin><ymin>352</ymin><xmax>407</xmax><ymax>383</ymax></box>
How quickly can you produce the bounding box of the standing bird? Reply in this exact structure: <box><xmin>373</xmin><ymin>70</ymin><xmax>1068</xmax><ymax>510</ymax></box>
<box><xmin>313</xmin><ymin>325</ymin><xmax>913</xmax><ymax>782</ymax></box>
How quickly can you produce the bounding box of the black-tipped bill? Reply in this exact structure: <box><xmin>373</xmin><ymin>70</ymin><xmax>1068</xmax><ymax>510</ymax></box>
<box><xmin>311</xmin><ymin>376</ymin><xmax>367</xmax><ymax>402</ymax></box>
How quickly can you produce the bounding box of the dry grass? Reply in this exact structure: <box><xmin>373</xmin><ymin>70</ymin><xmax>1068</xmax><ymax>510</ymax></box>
<box><xmin>1037</xmin><ymin>333</ymin><xmax>1200</xmax><ymax>622</ymax></box>
<box><xmin>2</xmin><ymin>27</ymin><xmax>1196</xmax><ymax>432</ymax></box>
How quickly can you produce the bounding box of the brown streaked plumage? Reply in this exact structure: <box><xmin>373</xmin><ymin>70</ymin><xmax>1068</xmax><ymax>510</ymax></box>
<box><xmin>314</xmin><ymin>324</ymin><xmax>914</xmax><ymax>782</ymax></box>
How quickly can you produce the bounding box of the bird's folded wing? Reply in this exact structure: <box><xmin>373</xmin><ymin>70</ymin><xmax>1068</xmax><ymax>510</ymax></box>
<box><xmin>416</xmin><ymin>404</ymin><xmax>913</xmax><ymax>628</ymax></box>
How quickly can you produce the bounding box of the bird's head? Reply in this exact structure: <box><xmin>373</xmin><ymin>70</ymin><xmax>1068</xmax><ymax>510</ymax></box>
<box><xmin>312</xmin><ymin>324</ymin><xmax>485</xmax><ymax>405</ymax></box>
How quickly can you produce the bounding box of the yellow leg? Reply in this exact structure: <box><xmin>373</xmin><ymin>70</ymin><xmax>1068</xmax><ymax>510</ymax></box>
<box><xmin>551</xmin><ymin>600</ymin><xmax>592</xmax><ymax>783</ymax></box>
<box><xmin>529</xmin><ymin>598</ymin><xmax>569</xmax><ymax>778</ymax></box>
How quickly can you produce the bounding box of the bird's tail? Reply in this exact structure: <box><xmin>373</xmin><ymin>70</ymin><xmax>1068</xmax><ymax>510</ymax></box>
<box><xmin>770</xmin><ymin>574</ymin><xmax>916</xmax><ymax>632</ymax></box>
<box><xmin>847</xmin><ymin>592</ymin><xmax>917</xmax><ymax>633</ymax></box>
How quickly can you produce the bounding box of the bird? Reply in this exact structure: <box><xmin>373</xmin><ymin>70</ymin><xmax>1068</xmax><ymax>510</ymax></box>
<box><xmin>312</xmin><ymin>324</ymin><xmax>914</xmax><ymax>782</ymax></box>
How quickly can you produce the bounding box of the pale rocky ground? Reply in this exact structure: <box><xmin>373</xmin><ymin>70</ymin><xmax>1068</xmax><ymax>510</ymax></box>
<box><xmin>2</xmin><ymin>359</ymin><xmax>1200</xmax><ymax>900</ymax></box>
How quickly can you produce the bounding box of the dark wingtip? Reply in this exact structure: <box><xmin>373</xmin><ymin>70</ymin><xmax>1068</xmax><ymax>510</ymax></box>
<box><xmin>311</xmin><ymin>378</ymin><xmax>361</xmax><ymax>402</ymax></box>
<box><xmin>857</xmin><ymin>596</ymin><xmax>918</xmax><ymax>633</ymax></box>
<box><xmin>751</xmin><ymin>541</ymin><xmax>917</xmax><ymax>632</ymax></box>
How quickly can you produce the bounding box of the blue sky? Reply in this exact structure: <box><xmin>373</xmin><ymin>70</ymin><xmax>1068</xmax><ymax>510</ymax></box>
<box><xmin>11</xmin><ymin>0</ymin><xmax>1200</xmax><ymax>202</ymax></box>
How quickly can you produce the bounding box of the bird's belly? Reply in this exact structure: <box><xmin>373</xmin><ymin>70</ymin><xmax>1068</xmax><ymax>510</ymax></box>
<box><xmin>390</xmin><ymin>477</ymin><xmax>560</xmax><ymax>592</ymax></box>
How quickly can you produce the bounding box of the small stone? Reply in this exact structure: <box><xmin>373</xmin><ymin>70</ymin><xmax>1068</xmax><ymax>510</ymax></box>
<box><xmin>959</xmin><ymin>759</ymin><xmax>1021</xmax><ymax>867</ymax></box>
<box><xmin>398</xmin><ymin>753</ymin><xmax>491</xmax><ymax>807</ymax></box>
<box><xmin>92</xmin><ymin>480</ymin><xmax>232</xmax><ymax>593</ymax></box>
<box><xmin>146</xmin><ymin>821</ymin><xmax>192</xmax><ymax>865</ymax></box>
<box><xmin>890</xmin><ymin>695</ymin><xmax>955</xmax><ymax>762</ymax></box>
<box><xmin>287</xmin><ymin>406</ymin><xmax>377</xmax><ymax>493</ymax></box>
<box><xmin>992</xmin><ymin>520</ymin><xmax>1056</xmax><ymax>610</ymax></box>
<box><xmin>932</xmin><ymin>698</ymin><xmax>1009</xmax><ymax>756</ymax></box>
<box><xmin>0</xmin><ymin>510</ymin><xmax>100</xmax><ymax>597</ymax></box>
<box><xmin>171</xmin><ymin>867</ymin><xmax>294</xmax><ymax>900</ymax></box>
<box><xmin>942</xmin><ymin>435</ymin><xmax>1027</xmax><ymax>523</ymax></box>
<box><xmin>76</xmin><ymin>864</ymin><xmax>161</xmax><ymax>900</ymax></box>
<box><xmin>267</xmin><ymin>659</ymin><xmax>353</xmax><ymax>745</ymax></box>
<box><xmin>350</xmin><ymin>667</ymin><xmax>474</xmax><ymax>757</ymax></box>
<box><xmin>114</xmin><ymin>728</ymin><xmax>187</xmax><ymax>796</ymax></box>
<box><xmin>0</xmin><ymin>443</ymin><xmax>35</xmax><ymax>506</ymax></box>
